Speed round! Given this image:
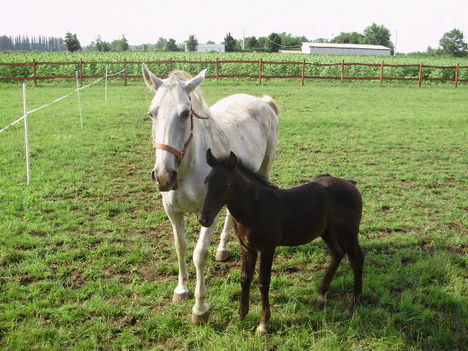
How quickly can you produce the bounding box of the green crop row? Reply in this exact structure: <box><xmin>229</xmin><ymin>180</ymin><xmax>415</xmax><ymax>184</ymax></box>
<box><xmin>1</xmin><ymin>51</ymin><xmax>468</xmax><ymax>82</ymax></box>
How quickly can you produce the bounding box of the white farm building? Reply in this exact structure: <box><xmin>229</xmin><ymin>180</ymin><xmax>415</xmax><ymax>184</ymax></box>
<box><xmin>301</xmin><ymin>43</ymin><xmax>391</xmax><ymax>56</ymax></box>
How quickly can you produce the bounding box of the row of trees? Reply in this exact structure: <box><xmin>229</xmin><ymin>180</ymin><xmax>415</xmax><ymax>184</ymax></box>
<box><xmin>0</xmin><ymin>35</ymin><xmax>64</xmax><ymax>51</ymax></box>
<box><xmin>2</xmin><ymin>27</ymin><xmax>467</xmax><ymax>57</ymax></box>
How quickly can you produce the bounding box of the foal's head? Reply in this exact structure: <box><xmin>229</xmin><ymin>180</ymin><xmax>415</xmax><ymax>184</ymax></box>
<box><xmin>198</xmin><ymin>149</ymin><xmax>238</xmax><ymax>227</ymax></box>
<box><xmin>142</xmin><ymin>65</ymin><xmax>207</xmax><ymax>191</ymax></box>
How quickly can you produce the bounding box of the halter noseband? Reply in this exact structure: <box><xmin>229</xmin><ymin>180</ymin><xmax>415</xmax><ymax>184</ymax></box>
<box><xmin>152</xmin><ymin>106</ymin><xmax>209</xmax><ymax>163</ymax></box>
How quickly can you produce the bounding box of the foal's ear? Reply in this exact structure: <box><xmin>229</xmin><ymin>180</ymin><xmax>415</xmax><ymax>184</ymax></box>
<box><xmin>142</xmin><ymin>64</ymin><xmax>163</xmax><ymax>91</ymax></box>
<box><xmin>185</xmin><ymin>69</ymin><xmax>207</xmax><ymax>93</ymax></box>
<box><xmin>227</xmin><ymin>151</ymin><xmax>237</xmax><ymax>169</ymax></box>
<box><xmin>206</xmin><ymin>148</ymin><xmax>217</xmax><ymax>167</ymax></box>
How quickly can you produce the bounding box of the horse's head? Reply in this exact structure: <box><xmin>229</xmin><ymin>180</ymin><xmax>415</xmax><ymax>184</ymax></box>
<box><xmin>142</xmin><ymin>65</ymin><xmax>207</xmax><ymax>192</ymax></box>
<box><xmin>198</xmin><ymin>149</ymin><xmax>238</xmax><ymax>227</ymax></box>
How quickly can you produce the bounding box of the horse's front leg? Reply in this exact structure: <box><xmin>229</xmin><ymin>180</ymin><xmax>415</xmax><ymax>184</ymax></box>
<box><xmin>239</xmin><ymin>246</ymin><xmax>257</xmax><ymax>319</ymax></box>
<box><xmin>256</xmin><ymin>248</ymin><xmax>275</xmax><ymax>335</ymax></box>
<box><xmin>215</xmin><ymin>209</ymin><xmax>232</xmax><ymax>261</ymax></box>
<box><xmin>192</xmin><ymin>217</ymin><xmax>218</xmax><ymax>324</ymax></box>
<box><xmin>163</xmin><ymin>203</ymin><xmax>189</xmax><ymax>303</ymax></box>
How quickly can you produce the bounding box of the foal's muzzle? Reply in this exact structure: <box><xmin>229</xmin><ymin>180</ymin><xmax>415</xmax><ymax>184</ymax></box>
<box><xmin>151</xmin><ymin>168</ymin><xmax>178</xmax><ymax>191</ymax></box>
<box><xmin>197</xmin><ymin>213</ymin><xmax>214</xmax><ymax>228</ymax></box>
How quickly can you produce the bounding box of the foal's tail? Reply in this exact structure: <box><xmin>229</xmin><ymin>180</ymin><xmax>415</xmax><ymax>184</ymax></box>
<box><xmin>262</xmin><ymin>96</ymin><xmax>279</xmax><ymax>115</ymax></box>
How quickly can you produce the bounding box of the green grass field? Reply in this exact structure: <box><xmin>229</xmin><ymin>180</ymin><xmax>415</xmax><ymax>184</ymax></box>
<box><xmin>0</xmin><ymin>78</ymin><xmax>467</xmax><ymax>350</ymax></box>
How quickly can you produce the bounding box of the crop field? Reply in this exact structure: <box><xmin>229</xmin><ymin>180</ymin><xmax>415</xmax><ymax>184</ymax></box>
<box><xmin>1</xmin><ymin>51</ymin><xmax>468</xmax><ymax>82</ymax></box>
<box><xmin>0</xmin><ymin>78</ymin><xmax>467</xmax><ymax>350</ymax></box>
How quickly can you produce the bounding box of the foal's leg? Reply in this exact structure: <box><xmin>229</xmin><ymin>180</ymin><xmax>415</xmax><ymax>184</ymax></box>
<box><xmin>239</xmin><ymin>246</ymin><xmax>257</xmax><ymax>319</ymax></box>
<box><xmin>216</xmin><ymin>210</ymin><xmax>232</xmax><ymax>261</ymax></box>
<box><xmin>256</xmin><ymin>249</ymin><xmax>275</xmax><ymax>335</ymax></box>
<box><xmin>317</xmin><ymin>233</ymin><xmax>345</xmax><ymax>307</ymax></box>
<box><xmin>163</xmin><ymin>202</ymin><xmax>189</xmax><ymax>303</ymax></box>
<box><xmin>341</xmin><ymin>234</ymin><xmax>364</xmax><ymax>301</ymax></box>
<box><xmin>192</xmin><ymin>217</ymin><xmax>218</xmax><ymax>324</ymax></box>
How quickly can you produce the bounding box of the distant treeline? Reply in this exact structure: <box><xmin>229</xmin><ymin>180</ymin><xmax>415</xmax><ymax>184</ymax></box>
<box><xmin>0</xmin><ymin>35</ymin><xmax>64</xmax><ymax>52</ymax></box>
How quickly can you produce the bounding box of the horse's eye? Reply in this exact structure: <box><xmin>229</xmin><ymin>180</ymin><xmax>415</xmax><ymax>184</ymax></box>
<box><xmin>181</xmin><ymin>109</ymin><xmax>190</xmax><ymax>119</ymax></box>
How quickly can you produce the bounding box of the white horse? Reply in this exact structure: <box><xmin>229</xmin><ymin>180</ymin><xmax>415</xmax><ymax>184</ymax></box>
<box><xmin>142</xmin><ymin>65</ymin><xmax>279</xmax><ymax>323</ymax></box>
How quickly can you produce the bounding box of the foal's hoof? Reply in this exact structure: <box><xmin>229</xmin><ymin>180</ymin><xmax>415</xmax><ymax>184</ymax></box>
<box><xmin>316</xmin><ymin>295</ymin><xmax>327</xmax><ymax>309</ymax></box>
<box><xmin>215</xmin><ymin>249</ymin><xmax>231</xmax><ymax>262</ymax></box>
<box><xmin>255</xmin><ymin>323</ymin><xmax>268</xmax><ymax>336</ymax></box>
<box><xmin>191</xmin><ymin>310</ymin><xmax>210</xmax><ymax>325</ymax></box>
<box><xmin>172</xmin><ymin>291</ymin><xmax>190</xmax><ymax>304</ymax></box>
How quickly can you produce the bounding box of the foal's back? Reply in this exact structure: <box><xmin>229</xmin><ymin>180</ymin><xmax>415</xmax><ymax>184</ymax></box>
<box><xmin>271</xmin><ymin>176</ymin><xmax>362</xmax><ymax>246</ymax></box>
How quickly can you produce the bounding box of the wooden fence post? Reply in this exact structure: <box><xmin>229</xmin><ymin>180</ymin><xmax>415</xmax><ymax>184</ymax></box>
<box><xmin>33</xmin><ymin>59</ymin><xmax>38</xmax><ymax>87</ymax></box>
<box><xmin>301</xmin><ymin>58</ymin><xmax>305</xmax><ymax>86</ymax></box>
<box><xmin>418</xmin><ymin>63</ymin><xmax>423</xmax><ymax>88</ymax></box>
<box><xmin>454</xmin><ymin>63</ymin><xmax>460</xmax><ymax>88</ymax></box>
<box><xmin>258</xmin><ymin>59</ymin><xmax>263</xmax><ymax>85</ymax></box>
<box><xmin>79</xmin><ymin>59</ymin><xmax>84</xmax><ymax>86</ymax></box>
<box><xmin>124</xmin><ymin>58</ymin><xmax>128</xmax><ymax>86</ymax></box>
<box><xmin>380</xmin><ymin>60</ymin><xmax>385</xmax><ymax>86</ymax></box>
<box><xmin>216</xmin><ymin>57</ymin><xmax>220</xmax><ymax>80</ymax></box>
<box><xmin>340</xmin><ymin>59</ymin><xmax>345</xmax><ymax>84</ymax></box>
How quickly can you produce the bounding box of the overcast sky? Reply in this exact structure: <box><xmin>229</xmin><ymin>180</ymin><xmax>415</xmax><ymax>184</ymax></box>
<box><xmin>1</xmin><ymin>0</ymin><xmax>467</xmax><ymax>53</ymax></box>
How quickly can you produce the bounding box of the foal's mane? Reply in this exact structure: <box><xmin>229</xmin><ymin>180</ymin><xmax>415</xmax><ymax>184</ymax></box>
<box><xmin>216</xmin><ymin>156</ymin><xmax>278</xmax><ymax>189</ymax></box>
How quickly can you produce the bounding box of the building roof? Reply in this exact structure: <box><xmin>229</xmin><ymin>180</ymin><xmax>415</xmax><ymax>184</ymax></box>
<box><xmin>302</xmin><ymin>43</ymin><xmax>391</xmax><ymax>50</ymax></box>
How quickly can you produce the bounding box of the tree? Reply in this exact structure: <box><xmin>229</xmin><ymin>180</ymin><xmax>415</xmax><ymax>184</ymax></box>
<box><xmin>265</xmin><ymin>33</ymin><xmax>281</xmax><ymax>52</ymax></box>
<box><xmin>332</xmin><ymin>32</ymin><xmax>365</xmax><ymax>44</ymax></box>
<box><xmin>363</xmin><ymin>23</ymin><xmax>393</xmax><ymax>49</ymax></box>
<box><xmin>245</xmin><ymin>36</ymin><xmax>258</xmax><ymax>50</ymax></box>
<box><xmin>111</xmin><ymin>35</ymin><xmax>129</xmax><ymax>51</ymax></box>
<box><xmin>0</xmin><ymin>36</ymin><xmax>14</xmax><ymax>51</ymax></box>
<box><xmin>224</xmin><ymin>33</ymin><xmax>236</xmax><ymax>52</ymax></box>
<box><xmin>439</xmin><ymin>29</ymin><xmax>467</xmax><ymax>57</ymax></box>
<box><xmin>186</xmin><ymin>35</ymin><xmax>198</xmax><ymax>52</ymax></box>
<box><xmin>64</xmin><ymin>32</ymin><xmax>81</xmax><ymax>52</ymax></box>
<box><xmin>164</xmin><ymin>38</ymin><xmax>178</xmax><ymax>51</ymax></box>
<box><xmin>155</xmin><ymin>37</ymin><xmax>167</xmax><ymax>51</ymax></box>
<box><xmin>278</xmin><ymin>33</ymin><xmax>304</xmax><ymax>48</ymax></box>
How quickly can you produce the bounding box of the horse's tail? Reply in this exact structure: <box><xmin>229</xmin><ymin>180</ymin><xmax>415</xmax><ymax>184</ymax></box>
<box><xmin>262</xmin><ymin>95</ymin><xmax>279</xmax><ymax>115</ymax></box>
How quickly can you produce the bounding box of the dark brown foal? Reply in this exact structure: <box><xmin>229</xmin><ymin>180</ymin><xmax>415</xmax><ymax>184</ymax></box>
<box><xmin>198</xmin><ymin>150</ymin><xmax>363</xmax><ymax>334</ymax></box>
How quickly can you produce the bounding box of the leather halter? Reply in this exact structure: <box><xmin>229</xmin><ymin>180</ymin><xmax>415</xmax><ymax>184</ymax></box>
<box><xmin>152</xmin><ymin>107</ymin><xmax>209</xmax><ymax>164</ymax></box>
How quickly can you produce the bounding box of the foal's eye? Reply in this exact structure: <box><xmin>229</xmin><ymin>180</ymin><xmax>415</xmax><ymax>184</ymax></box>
<box><xmin>180</xmin><ymin>109</ymin><xmax>190</xmax><ymax>119</ymax></box>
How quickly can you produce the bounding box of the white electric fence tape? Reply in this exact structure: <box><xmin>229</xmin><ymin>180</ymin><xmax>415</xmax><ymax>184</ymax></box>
<box><xmin>0</xmin><ymin>68</ymin><xmax>125</xmax><ymax>135</ymax></box>
<box><xmin>0</xmin><ymin>68</ymin><xmax>126</xmax><ymax>184</ymax></box>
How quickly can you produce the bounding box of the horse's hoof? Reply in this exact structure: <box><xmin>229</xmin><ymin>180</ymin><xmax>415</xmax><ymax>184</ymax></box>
<box><xmin>191</xmin><ymin>310</ymin><xmax>210</xmax><ymax>324</ymax></box>
<box><xmin>255</xmin><ymin>324</ymin><xmax>268</xmax><ymax>336</ymax></box>
<box><xmin>215</xmin><ymin>249</ymin><xmax>231</xmax><ymax>262</ymax></box>
<box><xmin>172</xmin><ymin>291</ymin><xmax>190</xmax><ymax>304</ymax></box>
<box><xmin>316</xmin><ymin>295</ymin><xmax>327</xmax><ymax>309</ymax></box>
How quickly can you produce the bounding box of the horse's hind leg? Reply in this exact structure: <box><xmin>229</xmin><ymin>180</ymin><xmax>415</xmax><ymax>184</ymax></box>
<box><xmin>341</xmin><ymin>234</ymin><xmax>364</xmax><ymax>301</ymax></box>
<box><xmin>317</xmin><ymin>232</ymin><xmax>345</xmax><ymax>307</ymax></box>
<box><xmin>216</xmin><ymin>210</ymin><xmax>232</xmax><ymax>261</ymax></box>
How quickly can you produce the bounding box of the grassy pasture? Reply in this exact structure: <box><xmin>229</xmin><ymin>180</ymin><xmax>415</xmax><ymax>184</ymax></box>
<box><xmin>0</xmin><ymin>79</ymin><xmax>467</xmax><ymax>350</ymax></box>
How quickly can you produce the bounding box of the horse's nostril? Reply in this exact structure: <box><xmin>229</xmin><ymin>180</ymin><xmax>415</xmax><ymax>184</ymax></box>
<box><xmin>171</xmin><ymin>171</ymin><xmax>178</xmax><ymax>183</ymax></box>
<box><xmin>151</xmin><ymin>170</ymin><xmax>157</xmax><ymax>182</ymax></box>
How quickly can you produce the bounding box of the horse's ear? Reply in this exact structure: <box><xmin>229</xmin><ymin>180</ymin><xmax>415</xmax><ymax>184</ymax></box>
<box><xmin>142</xmin><ymin>64</ymin><xmax>163</xmax><ymax>91</ymax></box>
<box><xmin>185</xmin><ymin>69</ymin><xmax>207</xmax><ymax>93</ymax></box>
<box><xmin>206</xmin><ymin>148</ymin><xmax>217</xmax><ymax>167</ymax></box>
<box><xmin>227</xmin><ymin>151</ymin><xmax>237</xmax><ymax>169</ymax></box>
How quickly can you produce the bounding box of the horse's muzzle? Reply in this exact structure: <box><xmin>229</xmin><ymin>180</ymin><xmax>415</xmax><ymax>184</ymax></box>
<box><xmin>151</xmin><ymin>169</ymin><xmax>178</xmax><ymax>192</ymax></box>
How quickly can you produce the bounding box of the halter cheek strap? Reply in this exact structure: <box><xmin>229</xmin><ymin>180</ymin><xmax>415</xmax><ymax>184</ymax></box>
<box><xmin>152</xmin><ymin>108</ymin><xmax>208</xmax><ymax>163</ymax></box>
